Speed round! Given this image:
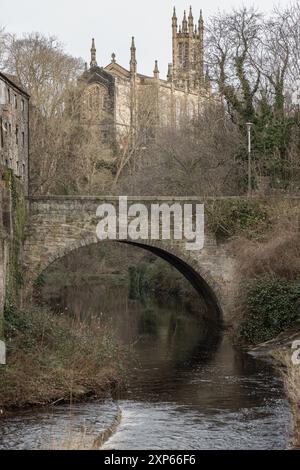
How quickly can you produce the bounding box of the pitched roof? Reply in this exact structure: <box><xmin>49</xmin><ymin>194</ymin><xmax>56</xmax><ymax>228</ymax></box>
<box><xmin>104</xmin><ymin>62</ymin><xmax>131</xmax><ymax>79</ymax></box>
<box><xmin>0</xmin><ymin>71</ymin><xmax>30</xmax><ymax>98</ymax></box>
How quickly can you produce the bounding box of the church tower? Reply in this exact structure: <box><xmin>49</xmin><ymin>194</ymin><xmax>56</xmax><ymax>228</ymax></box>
<box><xmin>170</xmin><ymin>7</ymin><xmax>204</xmax><ymax>91</ymax></box>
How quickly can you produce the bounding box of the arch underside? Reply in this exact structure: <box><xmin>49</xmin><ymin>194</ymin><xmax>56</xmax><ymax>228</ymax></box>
<box><xmin>28</xmin><ymin>237</ymin><xmax>223</xmax><ymax>324</ymax></box>
<box><xmin>120</xmin><ymin>241</ymin><xmax>223</xmax><ymax>323</ymax></box>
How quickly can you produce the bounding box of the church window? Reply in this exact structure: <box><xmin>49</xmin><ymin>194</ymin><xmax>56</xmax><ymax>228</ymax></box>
<box><xmin>85</xmin><ymin>83</ymin><xmax>108</xmax><ymax>119</ymax></box>
<box><xmin>179</xmin><ymin>44</ymin><xmax>183</xmax><ymax>65</ymax></box>
<box><xmin>185</xmin><ymin>44</ymin><xmax>189</xmax><ymax>66</ymax></box>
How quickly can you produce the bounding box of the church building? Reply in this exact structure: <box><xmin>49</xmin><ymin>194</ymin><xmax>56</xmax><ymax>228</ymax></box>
<box><xmin>76</xmin><ymin>7</ymin><xmax>215</xmax><ymax>188</ymax></box>
<box><xmin>78</xmin><ymin>7</ymin><xmax>212</xmax><ymax>147</ymax></box>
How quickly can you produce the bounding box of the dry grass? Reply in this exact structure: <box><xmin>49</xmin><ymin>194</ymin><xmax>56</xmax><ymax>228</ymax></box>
<box><xmin>228</xmin><ymin>199</ymin><xmax>300</xmax><ymax>445</ymax></box>
<box><xmin>273</xmin><ymin>347</ymin><xmax>300</xmax><ymax>448</ymax></box>
<box><xmin>233</xmin><ymin>232</ymin><xmax>300</xmax><ymax>281</ymax></box>
<box><xmin>226</xmin><ymin>199</ymin><xmax>300</xmax><ymax>333</ymax></box>
<box><xmin>228</xmin><ymin>198</ymin><xmax>300</xmax><ymax>281</ymax></box>
<box><xmin>0</xmin><ymin>305</ymin><xmax>127</xmax><ymax>410</ymax></box>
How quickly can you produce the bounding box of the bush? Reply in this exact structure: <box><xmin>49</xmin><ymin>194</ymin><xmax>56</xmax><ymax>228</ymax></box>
<box><xmin>207</xmin><ymin>199</ymin><xmax>269</xmax><ymax>241</ymax></box>
<box><xmin>0</xmin><ymin>304</ymin><xmax>127</xmax><ymax>408</ymax></box>
<box><xmin>240</xmin><ymin>276</ymin><xmax>300</xmax><ymax>344</ymax></box>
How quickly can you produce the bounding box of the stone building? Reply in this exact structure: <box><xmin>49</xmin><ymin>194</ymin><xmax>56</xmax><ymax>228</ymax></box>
<box><xmin>0</xmin><ymin>72</ymin><xmax>30</xmax><ymax>194</ymax></box>
<box><xmin>78</xmin><ymin>7</ymin><xmax>213</xmax><ymax>161</ymax></box>
<box><xmin>0</xmin><ymin>73</ymin><xmax>29</xmax><ymax>360</ymax></box>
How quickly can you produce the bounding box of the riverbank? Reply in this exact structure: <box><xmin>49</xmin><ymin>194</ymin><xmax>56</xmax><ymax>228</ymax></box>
<box><xmin>249</xmin><ymin>326</ymin><xmax>300</xmax><ymax>448</ymax></box>
<box><xmin>0</xmin><ymin>322</ymin><xmax>291</xmax><ymax>450</ymax></box>
<box><xmin>0</xmin><ymin>303</ymin><xmax>128</xmax><ymax>412</ymax></box>
<box><xmin>213</xmin><ymin>199</ymin><xmax>300</xmax><ymax>446</ymax></box>
<box><xmin>236</xmin><ymin>274</ymin><xmax>300</xmax><ymax>447</ymax></box>
<box><xmin>278</xmin><ymin>351</ymin><xmax>300</xmax><ymax>448</ymax></box>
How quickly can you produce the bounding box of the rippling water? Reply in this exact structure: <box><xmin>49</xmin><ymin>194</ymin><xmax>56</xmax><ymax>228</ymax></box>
<box><xmin>102</xmin><ymin>336</ymin><xmax>291</xmax><ymax>450</ymax></box>
<box><xmin>0</xmin><ymin>285</ymin><xmax>293</xmax><ymax>450</ymax></box>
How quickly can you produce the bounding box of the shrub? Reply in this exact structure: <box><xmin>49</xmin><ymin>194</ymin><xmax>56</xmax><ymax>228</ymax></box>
<box><xmin>240</xmin><ymin>276</ymin><xmax>300</xmax><ymax>344</ymax></box>
<box><xmin>0</xmin><ymin>304</ymin><xmax>127</xmax><ymax>408</ymax></box>
<box><xmin>207</xmin><ymin>199</ymin><xmax>269</xmax><ymax>241</ymax></box>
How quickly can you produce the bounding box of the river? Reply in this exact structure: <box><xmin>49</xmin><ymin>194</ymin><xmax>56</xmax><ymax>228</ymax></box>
<box><xmin>0</xmin><ymin>284</ymin><xmax>292</xmax><ymax>450</ymax></box>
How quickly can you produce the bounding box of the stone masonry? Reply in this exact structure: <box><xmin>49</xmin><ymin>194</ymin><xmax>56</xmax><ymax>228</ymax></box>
<box><xmin>23</xmin><ymin>196</ymin><xmax>238</xmax><ymax>324</ymax></box>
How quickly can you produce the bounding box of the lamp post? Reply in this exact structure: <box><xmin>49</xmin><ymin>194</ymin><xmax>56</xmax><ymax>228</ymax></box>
<box><xmin>246</xmin><ymin>122</ymin><xmax>253</xmax><ymax>196</ymax></box>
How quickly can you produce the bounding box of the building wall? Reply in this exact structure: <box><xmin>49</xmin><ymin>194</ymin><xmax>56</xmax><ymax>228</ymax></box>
<box><xmin>113</xmin><ymin>77</ymin><xmax>197</xmax><ymax>147</ymax></box>
<box><xmin>0</xmin><ymin>177</ymin><xmax>11</xmax><ymax>364</ymax></box>
<box><xmin>113</xmin><ymin>74</ymin><xmax>213</xmax><ymax>146</ymax></box>
<box><xmin>115</xmin><ymin>77</ymin><xmax>132</xmax><ymax>145</ymax></box>
<box><xmin>0</xmin><ymin>74</ymin><xmax>30</xmax><ymax>195</ymax></box>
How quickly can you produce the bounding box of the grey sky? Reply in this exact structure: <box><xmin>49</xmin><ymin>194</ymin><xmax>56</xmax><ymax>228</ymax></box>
<box><xmin>1</xmin><ymin>0</ymin><xmax>292</xmax><ymax>77</ymax></box>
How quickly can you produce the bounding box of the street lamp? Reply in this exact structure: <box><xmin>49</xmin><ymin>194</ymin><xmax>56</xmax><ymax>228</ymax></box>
<box><xmin>246</xmin><ymin>122</ymin><xmax>253</xmax><ymax>196</ymax></box>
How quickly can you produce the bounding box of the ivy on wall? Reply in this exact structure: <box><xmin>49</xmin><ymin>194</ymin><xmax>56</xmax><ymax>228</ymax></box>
<box><xmin>3</xmin><ymin>169</ymin><xmax>27</xmax><ymax>310</ymax></box>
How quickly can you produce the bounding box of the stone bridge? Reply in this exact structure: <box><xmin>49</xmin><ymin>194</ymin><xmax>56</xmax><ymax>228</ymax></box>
<box><xmin>23</xmin><ymin>196</ymin><xmax>238</xmax><ymax>324</ymax></box>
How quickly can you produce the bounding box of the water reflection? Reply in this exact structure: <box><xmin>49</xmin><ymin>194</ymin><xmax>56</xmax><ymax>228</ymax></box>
<box><xmin>0</xmin><ymin>283</ymin><xmax>292</xmax><ymax>450</ymax></box>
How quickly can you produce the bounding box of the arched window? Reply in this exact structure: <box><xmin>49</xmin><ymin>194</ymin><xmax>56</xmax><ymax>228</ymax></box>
<box><xmin>185</xmin><ymin>44</ymin><xmax>189</xmax><ymax>67</ymax></box>
<box><xmin>85</xmin><ymin>83</ymin><xmax>108</xmax><ymax>120</ymax></box>
<box><xmin>179</xmin><ymin>44</ymin><xmax>183</xmax><ymax>65</ymax></box>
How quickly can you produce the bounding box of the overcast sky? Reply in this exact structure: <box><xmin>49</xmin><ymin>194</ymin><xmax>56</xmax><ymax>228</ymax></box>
<box><xmin>1</xmin><ymin>0</ymin><xmax>292</xmax><ymax>77</ymax></box>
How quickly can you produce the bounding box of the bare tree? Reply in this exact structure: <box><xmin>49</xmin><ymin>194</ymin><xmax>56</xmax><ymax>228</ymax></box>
<box><xmin>0</xmin><ymin>26</ymin><xmax>5</xmax><ymax>68</ymax></box>
<box><xmin>207</xmin><ymin>4</ymin><xmax>300</xmax><ymax>191</ymax></box>
<box><xmin>120</xmin><ymin>103</ymin><xmax>242</xmax><ymax>196</ymax></box>
<box><xmin>3</xmin><ymin>33</ymin><xmax>84</xmax><ymax>194</ymax></box>
<box><xmin>280</xmin><ymin>1</ymin><xmax>300</xmax><ymax>85</ymax></box>
<box><xmin>113</xmin><ymin>82</ymin><xmax>158</xmax><ymax>187</ymax></box>
<box><xmin>4</xmin><ymin>33</ymin><xmax>83</xmax><ymax>114</ymax></box>
<box><xmin>207</xmin><ymin>7</ymin><xmax>261</xmax><ymax>128</ymax></box>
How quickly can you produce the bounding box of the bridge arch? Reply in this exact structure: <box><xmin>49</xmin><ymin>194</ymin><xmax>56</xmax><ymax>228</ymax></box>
<box><xmin>122</xmin><ymin>240</ymin><xmax>223</xmax><ymax>322</ymax></box>
<box><xmin>24</xmin><ymin>196</ymin><xmax>236</xmax><ymax>323</ymax></box>
<box><xmin>26</xmin><ymin>236</ymin><xmax>223</xmax><ymax>324</ymax></box>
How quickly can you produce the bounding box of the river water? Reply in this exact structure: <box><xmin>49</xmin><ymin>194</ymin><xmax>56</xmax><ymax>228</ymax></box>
<box><xmin>0</xmin><ymin>284</ymin><xmax>292</xmax><ymax>450</ymax></box>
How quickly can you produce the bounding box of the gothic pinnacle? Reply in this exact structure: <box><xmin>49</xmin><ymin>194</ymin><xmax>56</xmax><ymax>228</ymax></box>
<box><xmin>90</xmin><ymin>38</ymin><xmax>97</xmax><ymax>67</ymax></box>
<box><xmin>182</xmin><ymin>10</ymin><xmax>188</xmax><ymax>33</ymax></box>
<box><xmin>154</xmin><ymin>60</ymin><xmax>159</xmax><ymax>79</ymax></box>
<box><xmin>188</xmin><ymin>6</ymin><xmax>194</xmax><ymax>33</ymax></box>
<box><xmin>172</xmin><ymin>6</ymin><xmax>177</xmax><ymax>29</ymax></box>
<box><xmin>199</xmin><ymin>10</ymin><xmax>204</xmax><ymax>38</ymax></box>
<box><xmin>199</xmin><ymin>9</ymin><xmax>204</xmax><ymax>27</ymax></box>
<box><xmin>130</xmin><ymin>36</ymin><xmax>137</xmax><ymax>75</ymax></box>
